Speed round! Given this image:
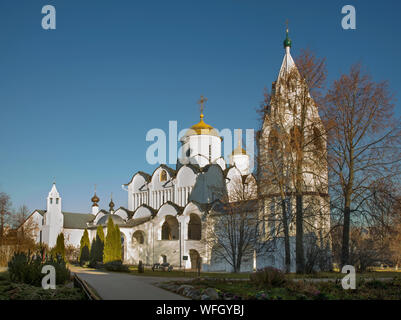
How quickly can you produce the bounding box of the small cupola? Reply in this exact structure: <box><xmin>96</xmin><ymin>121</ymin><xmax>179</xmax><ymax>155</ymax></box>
<box><xmin>91</xmin><ymin>185</ymin><xmax>100</xmax><ymax>215</ymax></box>
<box><xmin>109</xmin><ymin>193</ymin><xmax>115</xmax><ymax>214</ymax></box>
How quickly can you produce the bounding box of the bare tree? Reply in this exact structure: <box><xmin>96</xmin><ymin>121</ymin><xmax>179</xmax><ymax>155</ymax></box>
<box><xmin>257</xmin><ymin>90</ymin><xmax>292</xmax><ymax>272</ymax></box>
<box><xmin>323</xmin><ymin>64</ymin><xmax>401</xmax><ymax>267</ymax></box>
<box><xmin>389</xmin><ymin>202</ymin><xmax>401</xmax><ymax>268</ymax></box>
<box><xmin>12</xmin><ymin>205</ymin><xmax>30</xmax><ymax>229</ymax></box>
<box><xmin>258</xmin><ymin>48</ymin><xmax>329</xmax><ymax>273</ymax></box>
<box><xmin>203</xmin><ymin>178</ymin><xmax>272</xmax><ymax>273</ymax></box>
<box><xmin>13</xmin><ymin>205</ymin><xmax>39</xmax><ymax>245</ymax></box>
<box><xmin>0</xmin><ymin>192</ymin><xmax>12</xmax><ymax>245</ymax></box>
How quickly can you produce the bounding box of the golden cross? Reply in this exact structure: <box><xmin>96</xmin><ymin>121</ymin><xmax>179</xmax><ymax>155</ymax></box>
<box><xmin>285</xmin><ymin>19</ymin><xmax>289</xmax><ymax>32</ymax></box>
<box><xmin>198</xmin><ymin>95</ymin><xmax>207</xmax><ymax>116</ymax></box>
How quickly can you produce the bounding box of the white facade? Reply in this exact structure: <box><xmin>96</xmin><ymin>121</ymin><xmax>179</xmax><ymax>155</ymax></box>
<box><xmin>21</xmin><ymin>31</ymin><xmax>330</xmax><ymax>272</ymax></box>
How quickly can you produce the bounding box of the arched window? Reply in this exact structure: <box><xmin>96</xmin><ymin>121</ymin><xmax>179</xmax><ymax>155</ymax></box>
<box><xmin>133</xmin><ymin>230</ymin><xmax>145</xmax><ymax>244</ymax></box>
<box><xmin>268</xmin><ymin>129</ymin><xmax>279</xmax><ymax>154</ymax></box>
<box><xmin>189</xmin><ymin>249</ymin><xmax>201</xmax><ymax>270</ymax></box>
<box><xmin>161</xmin><ymin>222</ymin><xmax>171</xmax><ymax>240</ymax></box>
<box><xmin>161</xmin><ymin>215</ymin><xmax>179</xmax><ymax>240</ymax></box>
<box><xmin>160</xmin><ymin>170</ymin><xmax>167</xmax><ymax>182</ymax></box>
<box><xmin>188</xmin><ymin>214</ymin><xmax>201</xmax><ymax>240</ymax></box>
<box><xmin>312</xmin><ymin>127</ymin><xmax>323</xmax><ymax>153</ymax></box>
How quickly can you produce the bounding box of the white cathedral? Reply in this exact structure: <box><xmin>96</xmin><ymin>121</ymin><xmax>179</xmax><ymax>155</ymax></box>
<box><xmin>21</xmin><ymin>31</ymin><xmax>331</xmax><ymax>272</ymax></box>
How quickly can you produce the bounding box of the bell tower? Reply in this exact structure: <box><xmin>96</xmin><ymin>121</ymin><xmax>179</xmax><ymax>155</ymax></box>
<box><xmin>42</xmin><ymin>182</ymin><xmax>64</xmax><ymax>248</ymax></box>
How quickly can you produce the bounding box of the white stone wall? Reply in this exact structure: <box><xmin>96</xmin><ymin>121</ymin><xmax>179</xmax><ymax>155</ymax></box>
<box><xmin>22</xmin><ymin>211</ymin><xmax>43</xmax><ymax>243</ymax></box>
<box><xmin>180</xmin><ymin>135</ymin><xmax>222</xmax><ymax>168</ymax></box>
<box><xmin>62</xmin><ymin>228</ymin><xmax>85</xmax><ymax>248</ymax></box>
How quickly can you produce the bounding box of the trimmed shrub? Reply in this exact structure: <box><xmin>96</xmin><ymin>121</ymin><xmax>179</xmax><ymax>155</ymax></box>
<box><xmin>250</xmin><ymin>267</ymin><xmax>286</xmax><ymax>288</ymax></box>
<box><xmin>8</xmin><ymin>251</ymin><xmax>71</xmax><ymax>287</ymax></box>
<box><xmin>46</xmin><ymin>254</ymin><xmax>71</xmax><ymax>285</ymax></box>
<box><xmin>103</xmin><ymin>261</ymin><xmax>129</xmax><ymax>272</ymax></box>
<box><xmin>8</xmin><ymin>252</ymin><xmax>42</xmax><ymax>286</ymax></box>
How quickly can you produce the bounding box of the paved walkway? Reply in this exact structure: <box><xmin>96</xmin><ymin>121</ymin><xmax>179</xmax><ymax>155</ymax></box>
<box><xmin>69</xmin><ymin>265</ymin><xmax>188</xmax><ymax>300</ymax></box>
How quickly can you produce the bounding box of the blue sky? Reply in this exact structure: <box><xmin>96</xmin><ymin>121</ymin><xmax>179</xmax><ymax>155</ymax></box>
<box><xmin>0</xmin><ymin>0</ymin><xmax>400</xmax><ymax>213</ymax></box>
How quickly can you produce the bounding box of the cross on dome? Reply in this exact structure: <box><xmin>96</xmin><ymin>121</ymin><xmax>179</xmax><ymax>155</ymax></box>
<box><xmin>198</xmin><ymin>95</ymin><xmax>207</xmax><ymax>119</ymax></box>
<box><xmin>284</xmin><ymin>20</ymin><xmax>292</xmax><ymax>48</ymax></box>
<box><xmin>231</xmin><ymin>130</ymin><xmax>247</xmax><ymax>155</ymax></box>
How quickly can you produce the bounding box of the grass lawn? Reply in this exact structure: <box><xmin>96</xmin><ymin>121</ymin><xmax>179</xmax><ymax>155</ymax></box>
<box><xmin>0</xmin><ymin>271</ymin><xmax>87</xmax><ymax>300</ymax></box>
<box><xmin>286</xmin><ymin>270</ymin><xmax>401</xmax><ymax>280</ymax></box>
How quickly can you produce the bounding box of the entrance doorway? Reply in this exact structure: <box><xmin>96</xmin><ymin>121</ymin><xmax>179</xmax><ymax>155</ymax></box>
<box><xmin>189</xmin><ymin>249</ymin><xmax>201</xmax><ymax>270</ymax></box>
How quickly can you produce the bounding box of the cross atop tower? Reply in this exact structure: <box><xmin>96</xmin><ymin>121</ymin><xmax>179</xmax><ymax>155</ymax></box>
<box><xmin>198</xmin><ymin>95</ymin><xmax>207</xmax><ymax>119</ymax></box>
<box><xmin>283</xmin><ymin>20</ymin><xmax>292</xmax><ymax>49</ymax></box>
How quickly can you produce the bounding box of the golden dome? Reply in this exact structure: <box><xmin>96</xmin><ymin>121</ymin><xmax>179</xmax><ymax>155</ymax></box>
<box><xmin>91</xmin><ymin>193</ymin><xmax>99</xmax><ymax>203</ymax></box>
<box><xmin>91</xmin><ymin>191</ymin><xmax>99</xmax><ymax>207</ymax></box>
<box><xmin>231</xmin><ymin>145</ymin><xmax>247</xmax><ymax>155</ymax></box>
<box><xmin>183</xmin><ymin>95</ymin><xmax>221</xmax><ymax>138</ymax></box>
<box><xmin>109</xmin><ymin>193</ymin><xmax>115</xmax><ymax>211</ymax></box>
<box><xmin>231</xmin><ymin>132</ymin><xmax>247</xmax><ymax>155</ymax></box>
<box><xmin>185</xmin><ymin>114</ymin><xmax>221</xmax><ymax>138</ymax></box>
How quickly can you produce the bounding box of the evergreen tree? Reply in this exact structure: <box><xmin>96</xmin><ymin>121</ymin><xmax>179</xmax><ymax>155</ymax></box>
<box><xmin>90</xmin><ymin>226</ymin><xmax>105</xmax><ymax>264</ymax></box>
<box><xmin>54</xmin><ymin>233</ymin><xmax>65</xmax><ymax>261</ymax></box>
<box><xmin>97</xmin><ymin>225</ymin><xmax>105</xmax><ymax>243</ymax></box>
<box><xmin>79</xmin><ymin>229</ymin><xmax>90</xmax><ymax>265</ymax></box>
<box><xmin>103</xmin><ymin>217</ymin><xmax>115</xmax><ymax>263</ymax></box>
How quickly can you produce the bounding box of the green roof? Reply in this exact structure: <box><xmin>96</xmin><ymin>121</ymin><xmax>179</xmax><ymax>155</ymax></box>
<box><xmin>62</xmin><ymin>212</ymin><xmax>95</xmax><ymax>229</ymax></box>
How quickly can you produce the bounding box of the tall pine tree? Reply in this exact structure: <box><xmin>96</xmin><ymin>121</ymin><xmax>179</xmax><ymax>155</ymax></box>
<box><xmin>104</xmin><ymin>217</ymin><xmax>116</xmax><ymax>263</ymax></box>
<box><xmin>97</xmin><ymin>225</ymin><xmax>105</xmax><ymax>243</ymax></box>
<box><xmin>90</xmin><ymin>226</ymin><xmax>105</xmax><ymax>264</ymax></box>
<box><xmin>79</xmin><ymin>229</ymin><xmax>90</xmax><ymax>265</ymax></box>
<box><xmin>54</xmin><ymin>233</ymin><xmax>65</xmax><ymax>261</ymax></box>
